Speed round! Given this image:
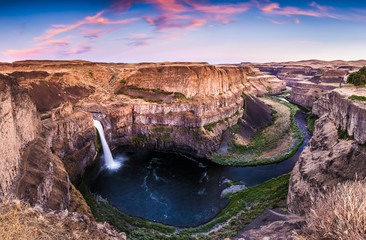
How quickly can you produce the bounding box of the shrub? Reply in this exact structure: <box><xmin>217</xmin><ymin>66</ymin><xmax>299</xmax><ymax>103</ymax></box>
<box><xmin>347</xmin><ymin>66</ymin><xmax>366</xmax><ymax>86</ymax></box>
<box><xmin>297</xmin><ymin>181</ymin><xmax>366</xmax><ymax>240</ymax></box>
<box><xmin>349</xmin><ymin>95</ymin><xmax>366</xmax><ymax>102</ymax></box>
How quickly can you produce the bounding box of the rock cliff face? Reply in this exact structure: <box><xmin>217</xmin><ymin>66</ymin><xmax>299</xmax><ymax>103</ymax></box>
<box><xmin>288</xmin><ymin>88</ymin><xmax>366</xmax><ymax>215</ymax></box>
<box><xmin>289</xmin><ymin>82</ymin><xmax>337</xmax><ymax>107</ymax></box>
<box><xmin>313</xmin><ymin>88</ymin><xmax>366</xmax><ymax>144</ymax></box>
<box><xmin>0</xmin><ymin>74</ymin><xmax>40</xmax><ymax>196</ymax></box>
<box><xmin>0</xmin><ymin>74</ymin><xmax>71</xmax><ymax>210</ymax></box>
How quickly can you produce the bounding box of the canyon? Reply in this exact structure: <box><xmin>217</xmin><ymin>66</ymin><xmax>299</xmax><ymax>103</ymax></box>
<box><xmin>0</xmin><ymin>59</ymin><xmax>365</xmax><ymax>239</ymax></box>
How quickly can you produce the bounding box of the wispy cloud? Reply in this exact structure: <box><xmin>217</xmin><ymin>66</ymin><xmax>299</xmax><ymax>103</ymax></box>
<box><xmin>2</xmin><ymin>45</ymin><xmax>63</xmax><ymax>59</ymax></box>
<box><xmin>62</xmin><ymin>42</ymin><xmax>92</xmax><ymax>55</ymax></box>
<box><xmin>35</xmin><ymin>11</ymin><xmax>139</xmax><ymax>40</ymax></box>
<box><xmin>37</xmin><ymin>39</ymin><xmax>71</xmax><ymax>46</ymax></box>
<box><xmin>261</xmin><ymin>2</ymin><xmax>322</xmax><ymax>17</ymax></box>
<box><xmin>270</xmin><ymin>19</ymin><xmax>287</xmax><ymax>24</ymax></box>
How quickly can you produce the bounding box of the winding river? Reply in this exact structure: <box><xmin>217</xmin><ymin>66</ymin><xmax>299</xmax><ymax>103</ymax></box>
<box><xmin>88</xmin><ymin>107</ymin><xmax>311</xmax><ymax>227</ymax></box>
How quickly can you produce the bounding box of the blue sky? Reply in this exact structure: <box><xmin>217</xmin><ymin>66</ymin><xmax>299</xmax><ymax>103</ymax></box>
<box><xmin>1</xmin><ymin>0</ymin><xmax>365</xmax><ymax>63</ymax></box>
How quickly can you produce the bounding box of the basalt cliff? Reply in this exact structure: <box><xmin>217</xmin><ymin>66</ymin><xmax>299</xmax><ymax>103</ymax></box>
<box><xmin>288</xmin><ymin>87</ymin><xmax>366</xmax><ymax>215</ymax></box>
<box><xmin>0</xmin><ymin>60</ymin><xmax>285</xmax><ymax>238</ymax></box>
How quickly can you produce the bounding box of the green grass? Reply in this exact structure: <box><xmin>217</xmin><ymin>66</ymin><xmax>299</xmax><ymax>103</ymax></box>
<box><xmin>211</xmin><ymin>97</ymin><xmax>304</xmax><ymax>167</ymax></box>
<box><xmin>120</xmin><ymin>78</ymin><xmax>127</xmax><ymax>84</ymax></box>
<box><xmin>337</xmin><ymin>127</ymin><xmax>354</xmax><ymax>140</ymax></box>
<box><xmin>204</xmin><ymin>122</ymin><xmax>217</xmax><ymax>133</ymax></box>
<box><xmin>41</xmin><ymin>80</ymin><xmax>49</xmax><ymax>87</ymax></box>
<box><xmin>131</xmin><ymin>136</ymin><xmax>146</xmax><ymax>143</ymax></box>
<box><xmin>348</xmin><ymin>95</ymin><xmax>366</xmax><ymax>102</ymax></box>
<box><xmin>79</xmin><ymin>173</ymin><xmax>290</xmax><ymax>240</ymax></box>
<box><xmin>306</xmin><ymin>112</ymin><xmax>318</xmax><ymax>136</ymax></box>
<box><xmin>87</xmin><ymin>70</ymin><xmax>94</xmax><ymax>78</ymax></box>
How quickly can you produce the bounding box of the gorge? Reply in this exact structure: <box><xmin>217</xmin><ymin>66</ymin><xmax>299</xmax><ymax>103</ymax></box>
<box><xmin>0</xmin><ymin>59</ymin><xmax>365</xmax><ymax>239</ymax></box>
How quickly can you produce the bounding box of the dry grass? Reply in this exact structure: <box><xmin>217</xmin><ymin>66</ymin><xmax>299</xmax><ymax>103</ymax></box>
<box><xmin>296</xmin><ymin>181</ymin><xmax>366</xmax><ymax>240</ymax></box>
<box><xmin>0</xmin><ymin>199</ymin><xmax>125</xmax><ymax>240</ymax></box>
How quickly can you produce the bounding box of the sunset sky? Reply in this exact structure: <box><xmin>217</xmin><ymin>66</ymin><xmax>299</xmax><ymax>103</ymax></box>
<box><xmin>1</xmin><ymin>0</ymin><xmax>365</xmax><ymax>63</ymax></box>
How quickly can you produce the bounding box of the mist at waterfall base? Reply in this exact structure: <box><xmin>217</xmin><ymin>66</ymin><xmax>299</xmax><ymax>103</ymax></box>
<box><xmin>93</xmin><ymin>120</ymin><xmax>121</xmax><ymax>170</ymax></box>
<box><xmin>89</xmin><ymin>110</ymin><xmax>310</xmax><ymax>227</ymax></box>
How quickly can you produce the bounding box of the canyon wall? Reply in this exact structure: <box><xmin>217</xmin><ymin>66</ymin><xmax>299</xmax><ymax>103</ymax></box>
<box><xmin>288</xmin><ymin>88</ymin><xmax>366</xmax><ymax>215</ymax></box>
<box><xmin>0</xmin><ymin>74</ymin><xmax>40</xmax><ymax>196</ymax></box>
<box><xmin>0</xmin><ymin>74</ymin><xmax>71</xmax><ymax>210</ymax></box>
<box><xmin>289</xmin><ymin>82</ymin><xmax>337</xmax><ymax>107</ymax></box>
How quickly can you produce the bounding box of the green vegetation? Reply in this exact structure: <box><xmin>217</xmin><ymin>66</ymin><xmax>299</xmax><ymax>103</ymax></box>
<box><xmin>41</xmin><ymin>80</ymin><xmax>49</xmax><ymax>87</ymax></box>
<box><xmin>79</xmin><ymin>173</ymin><xmax>290</xmax><ymax>240</ymax></box>
<box><xmin>52</xmin><ymin>103</ymin><xmax>61</xmax><ymax>109</ymax></box>
<box><xmin>143</xmin><ymin>98</ymin><xmax>163</xmax><ymax>104</ymax></box>
<box><xmin>131</xmin><ymin>136</ymin><xmax>146</xmax><ymax>143</ymax></box>
<box><xmin>211</xmin><ymin>97</ymin><xmax>304</xmax><ymax>167</ymax></box>
<box><xmin>306</xmin><ymin>112</ymin><xmax>318</xmax><ymax>136</ymax></box>
<box><xmin>203</xmin><ymin>110</ymin><xmax>242</xmax><ymax>134</ymax></box>
<box><xmin>119</xmin><ymin>78</ymin><xmax>127</xmax><ymax>84</ymax></box>
<box><xmin>348</xmin><ymin>95</ymin><xmax>366</xmax><ymax>102</ymax></box>
<box><xmin>152</xmin><ymin>126</ymin><xmax>169</xmax><ymax>133</ymax></box>
<box><xmin>337</xmin><ymin>127</ymin><xmax>354</xmax><ymax>140</ymax></box>
<box><xmin>189</xmin><ymin>110</ymin><xmax>195</xmax><ymax>114</ymax></box>
<box><xmin>204</xmin><ymin>122</ymin><xmax>216</xmax><ymax>133</ymax></box>
<box><xmin>347</xmin><ymin>66</ymin><xmax>366</xmax><ymax>86</ymax></box>
<box><xmin>87</xmin><ymin>70</ymin><xmax>94</xmax><ymax>78</ymax></box>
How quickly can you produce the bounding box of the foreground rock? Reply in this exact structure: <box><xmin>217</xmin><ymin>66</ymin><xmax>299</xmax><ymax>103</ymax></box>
<box><xmin>233</xmin><ymin>209</ymin><xmax>304</xmax><ymax>240</ymax></box>
<box><xmin>288</xmin><ymin>88</ymin><xmax>366</xmax><ymax>215</ymax></box>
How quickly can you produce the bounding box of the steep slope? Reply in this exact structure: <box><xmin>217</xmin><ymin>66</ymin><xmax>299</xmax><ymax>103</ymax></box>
<box><xmin>288</xmin><ymin>88</ymin><xmax>366</xmax><ymax>215</ymax></box>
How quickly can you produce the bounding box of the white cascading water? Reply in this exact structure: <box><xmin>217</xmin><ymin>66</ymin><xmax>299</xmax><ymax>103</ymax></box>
<box><xmin>93</xmin><ymin>120</ymin><xmax>121</xmax><ymax>170</ymax></box>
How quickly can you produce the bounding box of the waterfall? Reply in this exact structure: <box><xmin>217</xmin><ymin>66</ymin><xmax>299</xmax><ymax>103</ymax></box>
<box><xmin>93</xmin><ymin>120</ymin><xmax>121</xmax><ymax>170</ymax></box>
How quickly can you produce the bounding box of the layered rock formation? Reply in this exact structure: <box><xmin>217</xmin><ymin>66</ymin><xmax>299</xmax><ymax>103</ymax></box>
<box><xmin>289</xmin><ymin>82</ymin><xmax>337</xmax><ymax>107</ymax></box>
<box><xmin>288</xmin><ymin>88</ymin><xmax>366</xmax><ymax>215</ymax></box>
<box><xmin>0</xmin><ymin>74</ymin><xmax>71</xmax><ymax>210</ymax></box>
<box><xmin>0</xmin><ymin>74</ymin><xmax>40</xmax><ymax>196</ymax></box>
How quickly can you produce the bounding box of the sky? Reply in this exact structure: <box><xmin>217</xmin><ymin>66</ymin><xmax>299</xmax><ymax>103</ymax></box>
<box><xmin>1</xmin><ymin>0</ymin><xmax>366</xmax><ymax>63</ymax></box>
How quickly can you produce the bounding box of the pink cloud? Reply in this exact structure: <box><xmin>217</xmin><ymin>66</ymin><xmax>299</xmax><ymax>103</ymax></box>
<box><xmin>261</xmin><ymin>2</ymin><xmax>322</xmax><ymax>17</ymax></box>
<box><xmin>143</xmin><ymin>12</ymin><xmax>203</xmax><ymax>30</ymax></box>
<box><xmin>185</xmin><ymin>1</ymin><xmax>251</xmax><ymax>15</ymax></box>
<box><xmin>270</xmin><ymin>19</ymin><xmax>287</xmax><ymax>24</ymax></box>
<box><xmin>62</xmin><ymin>42</ymin><xmax>92</xmax><ymax>55</ymax></box>
<box><xmin>261</xmin><ymin>3</ymin><xmax>280</xmax><ymax>12</ymax></box>
<box><xmin>38</xmin><ymin>39</ymin><xmax>71</xmax><ymax>46</ymax></box>
<box><xmin>146</xmin><ymin>0</ymin><xmax>189</xmax><ymax>12</ymax></box>
<box><xmin>2</xmin><ymin>45</ymin><xmax>63</xmax><ymax>59</ymax></box>
<box><xmin>294</xmin><ymin>18</ymin><xmax>300</xmax><ymax>24</ymax></box>
<box><xmin>35</xmin><ymin>11</ymin><xmax>139</xmax><ymax>40</ymax></box>
<box><xmin>83</xmin><ymin>29</ymin><xmax>104</xmax><ymax>39</ymax></box>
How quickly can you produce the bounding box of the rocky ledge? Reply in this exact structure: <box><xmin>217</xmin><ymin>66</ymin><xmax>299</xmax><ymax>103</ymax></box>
<box><xmin>287</xmin><ymin>87</ymin><xmax>366</xmax><ymax>215</ymax></box>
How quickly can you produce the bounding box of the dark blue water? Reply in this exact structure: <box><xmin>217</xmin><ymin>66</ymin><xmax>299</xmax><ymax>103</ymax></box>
<box><xmin>89</xmin><ymin>109</ymin><xmax>310</xmax><ymax>227</ymax></box>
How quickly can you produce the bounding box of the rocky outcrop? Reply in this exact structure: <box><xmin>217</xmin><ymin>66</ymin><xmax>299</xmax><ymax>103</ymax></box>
<box><xmin>0</xmin><ymin>74</ymin><xmax>71</xmax><ymax>210</ymax></box>
<box><xmin>289</xmin><ymin>82</ymin><xmax>337</xmax><ymax>107</ymax></box>
<box><xmin>0</xmin><ymin>74</ymin><xmax>40</xmax><ymax>196</ymax></box>
<box><xmin>288</xmin><ymin>88</ymin><xmax>366</xmax><ymax>215</ymax></box>
<box><xmin>313</xmin><ymin>88</ymin><xmax>366</xmax><ymax>144</ymax></box>
<box><xmin>44</xmin><ymin>103</ymin><xmax>97</xmax><ymax>182</ymax></box>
